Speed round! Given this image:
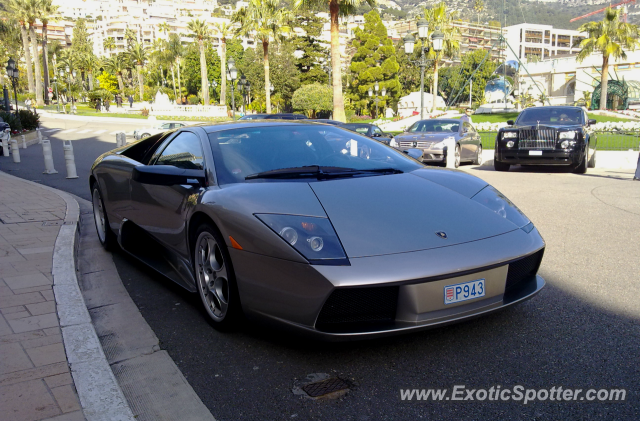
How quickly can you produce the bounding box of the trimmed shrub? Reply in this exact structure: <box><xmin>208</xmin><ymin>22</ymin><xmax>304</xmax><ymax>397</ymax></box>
<box><xmin>0</xmin><ymin>112</ymin><xmax>23</xmax><ymax>132</ymax></box>
<box><xmin>17</xmin><ymin>109</ymin><xmax>40</xmax><ymax>131</ymax></box>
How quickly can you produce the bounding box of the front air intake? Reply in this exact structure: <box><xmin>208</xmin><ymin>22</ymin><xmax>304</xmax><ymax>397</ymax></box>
<box><xmin>506</xmin><ymin>249</ymin><xmax>544</xmax><ymax>292</ymax></box>
<box><xmin>316</xmin><ymin>286</ymin><xmax>399</xmax><ymax>331</ymax></box>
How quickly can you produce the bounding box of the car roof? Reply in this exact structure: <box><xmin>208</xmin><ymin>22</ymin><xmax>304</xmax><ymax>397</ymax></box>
<box><xmin>342</xmin><ymin>123</ymin><xmax>372</xmax><ymax>128</ymax></box>
<box><xmin>522</xmin><ymin>106</ymin><xmax>584</xmax><ymax>111</ymax></box>
<box><xmin>201</xmin><ymin>120</ymin><xmax>335</xmax><ymax>133</ymax></box>
<box><xmin>412</xmin><ymin>119</ymin><xmax>461</xmax><ymax>124</ymax></box>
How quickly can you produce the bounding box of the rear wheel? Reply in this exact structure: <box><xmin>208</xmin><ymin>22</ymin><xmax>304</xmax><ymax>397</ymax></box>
<box><xmin>91</xmin><ymin>184</ymin><xmax>117</xmax><ymax>250</ymax></box>
<box><xmin>194</xmin><ymin>224</ymin><xmax>242</xmax><ymax>330</ymax></box>
<box><xmin>473</xmin><ymin>145</ymin><xmax>483</xmax><ymax>165</ymax></box>
<box><xmin>141</xmin><ymin>133</ymin><xmax>150</xmax><ymax>139</ymax></box>
<box><xmin>494</xmin><ymin>160</ymin><xmax>510</xmax><ymax>172</ymax></box>
<box><xmin>588</xmin><ymin>148</ymin><xmax>596</xmax><ymax>168</ymax></box>
<box><xmin>454</xmin><ymin>144</ymin><xmax>461</xmax><ymax>168</ymax></box>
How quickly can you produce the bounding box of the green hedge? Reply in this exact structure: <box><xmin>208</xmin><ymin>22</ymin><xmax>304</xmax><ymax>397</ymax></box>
<box><xmin>0</xmin><ymin>112</ymin><xmax>22</xmax><ymax>132</ymax></box>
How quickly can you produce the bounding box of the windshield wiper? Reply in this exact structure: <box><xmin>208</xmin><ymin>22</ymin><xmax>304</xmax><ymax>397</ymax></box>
<box><xmin>245</xmin><ymin>166</ymin><xmax>403</xmax><ymax>180</ymax></box>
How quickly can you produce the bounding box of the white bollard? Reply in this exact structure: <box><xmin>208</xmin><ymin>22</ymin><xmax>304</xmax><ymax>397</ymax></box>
<box><xmin>37</xmin><ymin>128</ymin><xmax>43</xmax><ymax>144</ymax></box>
<box><xmin>2</xmin><ymin>129</ymin><xmax>9</xmax><ymax>157</ymax></box>
<box><xmin>63</xmin><ymin>140</ymin><xmax>78</xmax><ymax>179</ymax></box>
<box><xmin>42</xmin><ymin>139</ymin><xmax>58</xmax><ymax>174</ymax></box>
<box><xmin>10</xmin><ymin>138</ymin><xmax>20</xmax><ymax>163</ymax></box>
<box><xmin>21</xmin><ymin>134</ymin><xmax>27</xmax><ymax>149</ymax></box>
<box><xmin>444</xmin><ymin>138</ymin><xmax>456</xmax><ymax>169</ymax></box>
<box><xmin>116</xmin><ymin>132</ymin><xmax>127</xmax><ymax>148</ymax></box>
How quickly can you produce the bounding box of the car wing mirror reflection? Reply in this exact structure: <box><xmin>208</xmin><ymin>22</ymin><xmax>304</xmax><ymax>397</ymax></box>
<box><xmin>402</xmin><ymin>148</ymin><xmax>423</xmax><ymax>160</ymax></box>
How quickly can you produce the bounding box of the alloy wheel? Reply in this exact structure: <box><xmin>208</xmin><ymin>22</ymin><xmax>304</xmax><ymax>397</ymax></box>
<box><xmin>92</xmin><ymin>188</ymin><xmax>106</xmax><ymax>243</ymax></box>
<box><xmin>196</xmin><ymin>232</ymin><xmax>230</xmax><ymax>321</ymax></box>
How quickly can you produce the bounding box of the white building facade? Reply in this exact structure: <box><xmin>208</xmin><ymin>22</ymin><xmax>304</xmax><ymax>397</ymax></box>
<box><xmin>504</xmin><ymin>23</ymin><xmax>586</xmax><ymax>62</ymax></box>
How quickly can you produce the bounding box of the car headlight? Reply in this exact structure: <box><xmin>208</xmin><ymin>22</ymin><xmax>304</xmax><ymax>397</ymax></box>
<box><xmin>390</xmin><ymin>138</ymin><xmax>398</xmax><ymax>147</ymax></box>
<box><xmin>502</xmin><ymin>131</ymin><xmax>518</xmax><ymax>139</ymax></box>
<box><xmin>559</xmin><ymin>131</ymin><xmax>576</xmax><ymax>140</ymax></box>
<box><xmin>255</xmin><ymin>214</ymin><xmax>348</xmax><ymax>264</ymax></box>
<box><xmin>471</xmin><ymin>186</ymin><xmax>531</xmax><ymax>229</ymax></box>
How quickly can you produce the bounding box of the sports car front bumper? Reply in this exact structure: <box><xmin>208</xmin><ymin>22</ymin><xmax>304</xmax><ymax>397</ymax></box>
<box><xmin>230</xmin><ymin>226</ymin><xmax>545</xmax><ymax>340</ymax></box>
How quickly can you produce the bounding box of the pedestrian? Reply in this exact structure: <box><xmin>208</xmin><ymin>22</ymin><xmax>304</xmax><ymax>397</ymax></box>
<box><xmin>95</xmin><ymin>98</ymin><xmax>101</xmax><ymax>112</ymax></box>
<box><xmin>25</xmin><ymin>98</ymin><xmax>31</xmax><ymax>111</ymax></box>
<box><xmin>105</xmin><ymin>99</ymin><xmax>110</xmax><ymax>112</ymax></box>
<box><xmin>116</xmin><ymin>94</ymin><xmax>122</xmax><ymax>108</ymax></box>
<box><xmin>460</xmin><ymin>108</ymin><xmax>473</xmax><ymax>124</ymax></box>
<box><xmin>128</xmin><ymin>95</ymin><xmax>134</xmax><ymax>108</ymax></box>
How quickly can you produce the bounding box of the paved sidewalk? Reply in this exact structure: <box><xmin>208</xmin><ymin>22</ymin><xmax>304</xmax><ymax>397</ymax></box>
<box><xmin>0</xmin><ymin>173</ymin><xmax>85</xmax><ymax>421</ymax></box>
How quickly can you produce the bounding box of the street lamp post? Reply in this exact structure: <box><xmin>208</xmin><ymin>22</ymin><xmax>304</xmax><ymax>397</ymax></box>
<box><xmin>5</xmin><ymin>58</ymin><xmax>20</xmax><ymax>120</ymax></box>
<box><xmin>53</xmin><ymin>76</ymin><xmax>59</xmax><ymax>112</ymax></box>
<box><xmin>227</xmin><ymin>57</ymin><xmax>238</xmax><ymax>120</ymax></box>
<box><xmin>269</xmin><ymin>84</ymin><xmax>274</xmax><ymax>112</ymax></box>
<box><xmin>403</xmin><ymin>20</ymin><xmax>443</xmax><ymax>118</ymax></box>
<box><xmin>210</xmin><ymin>79</ymin><xmax>218</xmax><ymax>104</ymax></box>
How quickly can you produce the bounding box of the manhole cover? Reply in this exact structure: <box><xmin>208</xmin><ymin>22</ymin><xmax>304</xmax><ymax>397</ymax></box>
<box><xmin>301</xmin><ymin>377</ymin><xmax>350</xmax><ymax>398</ymax></box>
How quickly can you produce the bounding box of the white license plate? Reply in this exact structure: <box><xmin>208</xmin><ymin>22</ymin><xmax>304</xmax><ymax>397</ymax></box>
<box><xmin>444</xmin><ymin>279</ymin><xmax>485</xmax><ymax>305</ymax></box>
<box><xmin>529</xmin><ymin>150</ymin><xmax>543</xmax><ymax>156</ymax></box>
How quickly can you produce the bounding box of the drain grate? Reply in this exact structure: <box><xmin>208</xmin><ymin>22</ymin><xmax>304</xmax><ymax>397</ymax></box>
<box><xmin>42</xmin><ymin>220</ymin><xmax>76</xmax><ymax>226</ymax></box>
<box><xmin>301</xmin><ymin>377</ymin><xmax>350</xmax><ymax>398</ymax></box>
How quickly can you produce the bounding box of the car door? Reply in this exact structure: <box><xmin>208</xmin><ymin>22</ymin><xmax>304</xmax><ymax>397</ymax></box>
<box><xmin>460</xmin><ymin>122</ymin><xmax>475</xmax><ymax>160</ymax></box>
<box><xmin>465</xmin><ymin>122</ymin><xmax>480</xmax><ymax>157</ymax></box>
<box><xmin>129</xmin><ymin>129</ymin><xmax>206</xmax><ymax>255</ymax></box>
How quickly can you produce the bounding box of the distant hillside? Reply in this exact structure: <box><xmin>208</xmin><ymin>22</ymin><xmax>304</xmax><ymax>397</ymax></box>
<box><xmin>382</xmin><ymin>0</ymin><xmax>638</xmax><ymax>29</ymax></box>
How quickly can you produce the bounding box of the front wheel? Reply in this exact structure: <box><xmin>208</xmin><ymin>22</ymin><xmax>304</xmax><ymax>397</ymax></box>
<box><xmin>494</xmin><ymin>160</ymin><xmax>510</xmax><ymax>172</ymax></box>
<box><xmin>92</xmin><ymin>184</ymin><xmax>117</xmax><ymax>250</ymax></box>
<box><xmin>573</xmin><ymin>149</ymin><xmax>588</xmax><ymax>174</ymax></box>
<box><xmin>194</xmin><ymin>224</ymin><xmax>242</xmax><ymax>330</ymax></box>
<box><xmin>473</xmin><ymin>145</ymin><xmax>483</xmax><ymax>165</ymax></box>
<box><xmin>140</xmin><ymin>133</ymin><xmax>150</xmax><ymax>139</ymax></box>
<box><xmin>454</xmin><ymin>144</ymin><xmax>461</xmax><ymax>168</ymax></box>
<box><xmin>588</xmin><ymin>149</ymin><xmax>596</xmax><ymax>168</ymax></box>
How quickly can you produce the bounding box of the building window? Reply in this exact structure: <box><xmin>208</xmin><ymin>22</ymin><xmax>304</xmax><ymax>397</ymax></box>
<box><xmin>566</xmin><ymin>81</ymin><xmax>575</xmax><ymax>96</ymax></box>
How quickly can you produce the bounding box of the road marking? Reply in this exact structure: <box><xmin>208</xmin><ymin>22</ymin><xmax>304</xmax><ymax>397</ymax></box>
<box><xmin>60</xmin><ymin>129</ymin><xmax>77</xmax><ymax>133</ymax></box>
<box><xmin>77</xmin><ymin>129</ymin><xmax>92</xmax><ymax>134</ymax></box>
<box><xmin>46</xmin><ymin>128</ymin><xmax>61</xmax><ymax>132</ymax></box>
<box><xmin>108</xmin><ymin>131</ymin><xmax>120</xmax><ymax>135</ymax></box>
<box><xmin>94</xmin><ymin>130</ymin><xmax>107</xmax><ymax>134</ymax></box>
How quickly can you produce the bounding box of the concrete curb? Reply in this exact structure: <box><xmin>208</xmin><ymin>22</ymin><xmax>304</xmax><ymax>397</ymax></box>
<box><xmin>0</xmin><ymin>172</ymin><xmax>135</xmax><ymax>421</ymax></box>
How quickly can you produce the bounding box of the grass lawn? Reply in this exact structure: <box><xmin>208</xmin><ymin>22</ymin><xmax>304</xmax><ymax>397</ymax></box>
<box><xmin>478</xmin><ymin>132</ymin><xmax>639</xmax><ymax>151</ymax></box>
<box><xmin>39</xmin><ymin>103</ymin><xmax>149</xmax><ymax>119</ymax></box>
<box><xmin>452</xmin><ymin>113</ymin><xmax>634</xmax><ymax>124</ymax></box>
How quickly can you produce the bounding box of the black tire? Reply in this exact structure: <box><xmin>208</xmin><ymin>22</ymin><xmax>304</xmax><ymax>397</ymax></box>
<box><xmin>193</xmin><ymin>223</ymin><xmax>242</xmax><ymax>330</ymax></box>
<box><xmin>141</xmin><ymin>133</ymin><xmax>150</xmax><ymax>139</ymax></box>
<box><xmin>494</xmin><ymin>160</ymin><xmax>510</xmax><ymax>172</ymax></box>
<box><xmin>588</xmin><ymin>148</ymin><xmax>596</xmax><ymax>168</ymax></box>
<box><xmin>573</xmin><ymin>149</ymin><xmax>588</xmax><ymax>174</ymax></box>
<box><xmin>473</xmin><ymin>145</ymin><xmax>483</xmax><ymax>165</ymax></box>
<box><xmin>91</xmin><ymin>183</ymin><xmax>117</xmax><ymax>250</ymax></box>
<box><xmin>454</xmin><ymin>144</ymin><xmax>461</xmax><ymax>168</ymax></box>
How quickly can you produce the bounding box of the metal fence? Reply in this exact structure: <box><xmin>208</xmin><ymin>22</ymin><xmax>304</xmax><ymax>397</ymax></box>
<box><xmin>479</xmin><ymin>132</ymin><xmax>640</xmax><ymax>151</ymax></box>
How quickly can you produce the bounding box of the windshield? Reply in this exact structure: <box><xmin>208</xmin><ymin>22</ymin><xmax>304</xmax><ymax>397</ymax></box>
<box><xmin>342</xmin><ymin>125</ymin><xmax>369</xmax><ymax>134</ymax></box>
<box><xmin>208</xmin><ymin>125</ymin><xmax>423</xmax><ymax>185</ymax></box>
<box><xmin>407</xmin><ymin>120</ymin><xmax>460</xmax><ymax>133</ymax></box>
<box><xmin>516</xmin><ymin>108</ymin><xmax>583</xmax><ymax>125</ymax></box>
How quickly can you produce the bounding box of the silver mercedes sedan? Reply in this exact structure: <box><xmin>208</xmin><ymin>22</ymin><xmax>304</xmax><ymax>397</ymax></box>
<box><xmin>90</xmin><ymin>121</ymin><xmax>545</xmax><ymax>340</ymax></box>
<box><xmin>392</xmin><ymin>118</ymin><xmax>483</xmax><ymax>167</ymax></box>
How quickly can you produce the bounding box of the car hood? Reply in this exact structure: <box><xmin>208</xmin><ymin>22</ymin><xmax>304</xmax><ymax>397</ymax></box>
<box><xmin>309</xmin><ymin>172</ymin><xmax>519</xmax><ymax>258</ymax></box>
<box><xmin>395</xmin><ymin>132</ymin><xmax>457</xmax><ymax>142</ymax></box>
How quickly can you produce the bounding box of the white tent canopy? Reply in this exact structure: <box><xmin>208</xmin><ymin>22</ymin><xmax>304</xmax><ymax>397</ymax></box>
<box><xmin>397</xmin><ymin>92</ymin><xmax>446</xmax><ymax>118</ymax></box>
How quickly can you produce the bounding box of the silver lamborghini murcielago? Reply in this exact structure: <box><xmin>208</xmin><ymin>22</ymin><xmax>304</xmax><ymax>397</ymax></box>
<box><xmin>90</xmin><ymin>121</ymin><xmax>545</xmax><ymax>339</ymax></box>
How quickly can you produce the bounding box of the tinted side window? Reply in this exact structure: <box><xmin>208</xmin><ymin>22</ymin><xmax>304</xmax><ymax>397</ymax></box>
<box><xmin>120</xmin><ymin>133</ymin><xmax>165</xmax><ymax>164</ymax></box>
<box><xmin>155</xmin><ymin>132</ymin><xmax>204</xmax><ymax>170</ymax></box>
<box><xmin>373</xmin><ymin>127</ymin><xmax>383</xmax><ymax>135</ymax></box>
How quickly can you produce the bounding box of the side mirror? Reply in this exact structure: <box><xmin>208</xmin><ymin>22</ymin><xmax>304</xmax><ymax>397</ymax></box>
<box><xmin>507</xmin><ymin>120</ymin><xmax>515</xmax><ymax>126</ymax></box>
<box><xmin>402</xmin><ymin>148</ymin><xmax>423</xmax><ymax>160</ymax></box>
<box><xmin>588</xmin><ymin>119</ymin><xmax>597</xmax><ymax>126</ymax></box>
<box><xmin>133</xmin><ymin>165</ymin><xmax>205</xmax><ymax>187</ymax></box>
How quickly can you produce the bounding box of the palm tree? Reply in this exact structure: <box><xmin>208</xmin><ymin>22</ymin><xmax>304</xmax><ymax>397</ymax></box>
<box><xmin>104</xmin><ymin>37</ymin><xmax>116</xmax><ymax>56</ymax></box>
<box><xmin>166</xmin><ymin>33</ymin><xmax>183</xmax><ymax>102</ymax></box>
<box><xmin>214</xmin><ymin>21</ymin><xmax>233</xmax><ymax>106</ymax></box>
<box><xmin>576</xmin><ymin>7</ymin><xmax>639</xmax><ymax>110</ymax></box>
<box><xmin>234</xmin><ymin>0</ymin><xmax>291</xmax><ymax>113</ymax></box>
<box><xmin>157</xmin><ymin>21</ymin><xmax>171</xmax><ymax>39</ymax></box>
<box><xmin>187</xmin><ymin>19</ymin><xmax>211</xmax><ymax>105</ymax></box>
<box><xmin>127</xmin><ymin>41</ymin><xmax>148</xmax><ymax>100</ymax></box>
<box><xmin>38</xmin><ymin>0</ymin><xmax>59</xmax><ymax>103</ymax></box>
<box><xmin>424</xmin><ymin>2</ymin><xmax>460</xmax><ymax>112</ymax></box>
<box><xmin>82</xmin><ymin>53</ymin><xmax>100</xmax><ymax>91</ymax></box>
<box><xmin>125</xmin><ymin>28</ymin><xmax>137</xmax><ymax>48</ymax></box>
<box><xmin>104</xmin><ymin>53</ymin><xmax>127</xmax><ymax>92</ymax></box>
<box><xmin>26</xmin><ymin>0</ymin><xmax>44</xmax><ymax>106</ymax></box>
<box><xmin>294</xmin><ymin>0</ymin><xmax>374</xmax><ymax>122</ymax></box>
<box><xmin>7</xmin><ymin>0</ymin><xmax>35</xmax><ymax>94</ymax></box>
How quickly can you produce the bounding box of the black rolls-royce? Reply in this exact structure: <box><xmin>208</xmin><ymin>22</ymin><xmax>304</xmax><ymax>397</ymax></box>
<box><xmin>494</xmin><ymin>106</ymin><xmax>597</xmax><ymax>173</ymax></box>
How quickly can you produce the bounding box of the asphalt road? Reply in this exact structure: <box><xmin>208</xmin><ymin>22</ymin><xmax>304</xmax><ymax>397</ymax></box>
<box><xmin>2</xmin><ymin>117</ymin><xmax>639</xmax><ymax>420</ymax></box>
